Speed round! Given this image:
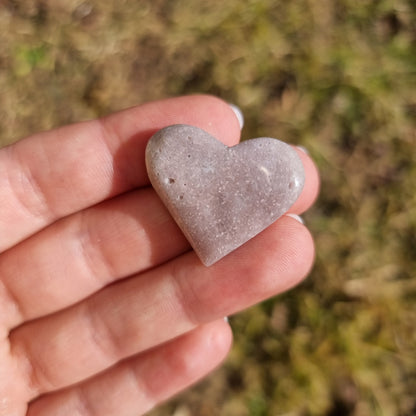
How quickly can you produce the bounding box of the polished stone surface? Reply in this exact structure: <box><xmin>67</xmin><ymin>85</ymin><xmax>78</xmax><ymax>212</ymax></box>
<box><xmin>146</xmin><ymin>124</ymin><xmax>305</xmax><ymax>266</ymax></box>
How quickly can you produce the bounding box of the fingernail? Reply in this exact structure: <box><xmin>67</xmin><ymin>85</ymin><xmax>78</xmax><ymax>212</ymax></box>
<box><xmin>223</xmin><ymin>316</ymin><xmax>229</xmax><ymax>323</ymax></box>
<box><xmin>228</xmin><ymin>103</ymin><xmax>244</xmax><ymax>130</ymax></box>
<box><xmin>285</xmin><ymin>213</ymin><xmax>304</xmax><ymax>224</ymax></box>
<box><xmin>296</xmin><ymin>145</ymin><xmax>309</xmax><ymax>155</ymax></box>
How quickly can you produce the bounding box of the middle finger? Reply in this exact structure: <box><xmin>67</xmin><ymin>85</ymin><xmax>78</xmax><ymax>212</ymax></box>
<box><xmin>0</xmin><ymin>187</ymin><xmax>189</xmax><ymax>329</ymax></box>
<box><xmin>1</xmin><ymin>150</ymin><xmax>318</xmax><ymax>330</ymax></box>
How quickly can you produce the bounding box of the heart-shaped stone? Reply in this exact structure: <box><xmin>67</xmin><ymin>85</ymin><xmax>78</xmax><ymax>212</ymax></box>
<box><xmin>145</xmin><ymin>125</ymin><xmax>305</xmax><ymax>266</ymax></box>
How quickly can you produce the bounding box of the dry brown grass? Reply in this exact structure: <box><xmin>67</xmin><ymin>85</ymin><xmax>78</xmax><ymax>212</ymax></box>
<box><xmin>1</xmin><ymin>1</ymin><xmax>415</xmax><ymax>415</ymax></box>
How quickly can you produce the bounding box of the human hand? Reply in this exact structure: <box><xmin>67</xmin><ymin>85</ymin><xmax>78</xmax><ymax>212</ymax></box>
<box><xmin>0</xmin><ymin>95</ymin><xmax>319</xmax><ymax>416</ymax></box>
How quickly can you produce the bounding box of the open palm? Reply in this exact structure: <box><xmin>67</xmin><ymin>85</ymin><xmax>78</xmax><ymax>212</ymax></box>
<box><xmin>0</xmin><ymin>95</ymin><xmax>319</xmax><ymax>416</ymax></box>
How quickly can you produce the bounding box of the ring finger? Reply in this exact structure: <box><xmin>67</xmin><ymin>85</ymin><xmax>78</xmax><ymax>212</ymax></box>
<box><xmin>11</xmin><ymin>215</ymin><xmax>314</xmax><ymax>400</ymax></box>
<box><xmin>27</xmin><ymin>320</ymin><xmax>232</xmax><ymax>416</ymax></box>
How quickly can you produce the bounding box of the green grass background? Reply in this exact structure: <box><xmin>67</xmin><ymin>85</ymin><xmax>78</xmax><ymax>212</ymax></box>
<box><xmin>1</xmin><ymin>1</ymin><xmax>415</xmax><ymax>415</ymax></box>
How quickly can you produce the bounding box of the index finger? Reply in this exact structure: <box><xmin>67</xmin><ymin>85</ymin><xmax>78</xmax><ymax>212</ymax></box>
<box><xmin>0</xmin><ymin>95</ymin><xmax>241</xmax><ymax>252</ymax></box>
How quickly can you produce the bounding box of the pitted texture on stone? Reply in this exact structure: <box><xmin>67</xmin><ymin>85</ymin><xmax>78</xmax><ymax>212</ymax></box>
<box><xmin>145</xmin><ymin>124</ymin><xmax>305</xmax><ymax>266</ymax></box>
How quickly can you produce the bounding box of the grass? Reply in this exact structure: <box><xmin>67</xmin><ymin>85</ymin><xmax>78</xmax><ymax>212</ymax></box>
<box><xmin>1</xmin><ymin>0</ymin><xmax>415</xmax><ymax>415</ymax></box>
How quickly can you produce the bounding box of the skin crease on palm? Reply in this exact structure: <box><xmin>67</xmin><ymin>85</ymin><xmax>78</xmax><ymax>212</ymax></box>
<box><xmin>0</xmin><ymin>95</ymin><xmax>319</xmax><ymax>416</ymax></box>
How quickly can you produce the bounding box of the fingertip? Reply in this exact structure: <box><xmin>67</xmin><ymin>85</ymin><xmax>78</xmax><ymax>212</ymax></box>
<box><xmin>256</xmin><ymin>216</ymin><xmax>315</xmax><ymax>291</ymax></box>
<box><xmin>164</xmin><ymin>320</ymin><xmax>233</xmax><ymax>388</ymax></box>
<box><xmin>290</xmin><ymin>146</ymin><xmax>320</xmax><ymax>214</ymax></box>
<box><xmin>202</xmin><ymin>319</ymin><xmax>234</xmax><ymax>362</ymax></box>
<box><xmin>196</xmin><ymin>95</ymin><xmax>242</xmax><ymax>146</ymax></box>
<box><xmin>285</xmin><ymin>213</ymin><xmax>304</xmax><ymax>224</ymax></box>
<box><xmin>280</xmin><ymin>216</ymin><xmax>316</xmax><ymax>283</ymax></box>
<box><xmin>165</xmin><ymin>95</ymin><xmax>242</xmax><ymax>147</ymax></box>
<box><xmin>189</xmin><ymin>215</ymin><xmax>316</xmax><ymax>318</ymax></box>
<box><xmin>228</xmin><ymin>103</ymin><xmax>244</xmax><ymax>130</ymax></box>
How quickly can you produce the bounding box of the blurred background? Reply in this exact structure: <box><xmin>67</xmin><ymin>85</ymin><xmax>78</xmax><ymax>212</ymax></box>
<box><xmin>1</xmin><ymin>1</ymin><xmax>415</xmax><ymax>415</ymax></box>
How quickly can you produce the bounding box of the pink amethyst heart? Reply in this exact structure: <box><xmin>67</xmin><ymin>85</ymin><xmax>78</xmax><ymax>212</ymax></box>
<box><xmin>145</xmin><ymin>125</ymin><xmax>305</xmax><ymax>266</ymax></box>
